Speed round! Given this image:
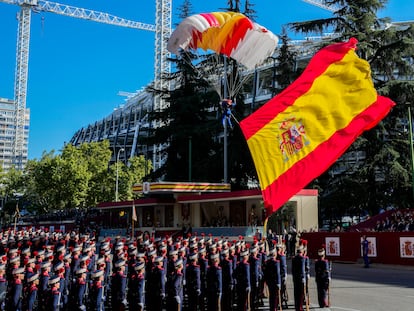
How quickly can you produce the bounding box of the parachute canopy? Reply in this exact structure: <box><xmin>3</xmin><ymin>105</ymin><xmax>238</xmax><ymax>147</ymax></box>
<box><xmin>167</xmin><ymin>12</ymin><xmax>279</xmax><ymax>69</ymax></box>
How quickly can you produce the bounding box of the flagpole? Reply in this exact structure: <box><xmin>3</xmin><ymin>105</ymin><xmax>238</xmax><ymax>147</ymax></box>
<box><xmin>223</xmin><ymin>56</ymin><xmax>228</xmax><ymax>183</ymax></box>
<box><xmin>13</xmin><ymin>202</ymin><xmax>19</xmax><ymax>233</ymax></box>
<box><xmin>132</xmin><ymin>215</ymin><xmax>134</xmax><ymax>239</ymax></box>
<box><xmin>131</xmin><ymin>202</ymin><xmax>137</xmax><ymax>239</ymax></box>
<box><xmin>132</xmin><ymin>204</ymin><xmax>134</xmax><ymax>239</ymax></box>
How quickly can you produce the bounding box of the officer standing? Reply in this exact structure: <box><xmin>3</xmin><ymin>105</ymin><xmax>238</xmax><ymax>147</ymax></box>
<box><xmin>249</xmin><ymin>245</ymin><xmax>261</xmax><ymax>311</ymax></box>
<box><xmin>206</xmin><ymin>253</ymin><xmax>222</xmax><ymax>311</ymax></box>
<box><xmin>0</xmin><ymin>264</ymin><xmax>7</xmax><ymax>310</ymax></box>
<box><xmin>127</xmin><ymin>262</ymin><xmax>146</xmax><ymax>311</ymax></box>
<box><xmin>111</xmin><ymin>259</ymin><xmax>127</xmax><ymax>311</ymax></box>
<box><xmin>38</xmin><ymin>262</ymin><xmax>51</xmax><ymax>311</ymax></box>
<box><xmin>220</xmin><ymin>248</ymin><xmax>233</xmax><ymax>311</ymax></box>
<box><xmin>276</xmin><ymin>244</ymin><xmax>288</xmax><ymax>309</ymax></box>
<box><xmin>361</xmin><ymin>235</ymin><xmax>370</xmax><ymax>268</ymax></box>
<box><xmin>235</xmin><ymin>250</ymin><xmax>250</xmax><ymax>311</ymax></box>
<box><xmin>263</xmin><ymin>248</ymin><xmax>281</xmax><ymax>311</ymax></box>
<box><xmin>314</xmin><ymin>248</ymin><xmax>331</xmax><ymax>308</ymax></box>
<box><xmin>46</xmin><ymin>275</ymin><xmax>61</xmax><ymax>311</ymax></box>
<box><xmin>147</xmin><ymin>256</ymin><xmax>165</xmax><ymax>311</ymax></box>
<box><xmin>186</xmin><ymin>253</ymin><xmax>201</xmax><ymax>311</ymax></box>
<box><xmin>302</xmin><ymin>241</ymin><xmax>311</xmax><ymax>308</ymax></box>
<box><xmin>166</xmin><ymin>259</ymin><xmax>184</xmax><ymax>311</ymax></box>
<box><xmin>62</xmin><ymin>253</ymin><xmax>72</xmax><ymax>310</ymax></box>
<box><xmin>70</xmin><ymin>268</ymin><xmax>87</xmax><ymax>311</ymax></box>
<box><xmin>6</xmin><ymin>267</ymin><xmax>24</xmax><ymax>311</ymax></box>
<box><xmin>88</xmin><ymin>270</ymin><xmax>105</xmax><ymax>311</ymax></box>
<box><xmin>23</xmin><ymin>273</ymin><xmax>39</xmax><ymax>311</ymax></box>
<box><xmin>292</xmin><ymin>247</ymin><xmax>306</xmax><ymax>311</ymax></box>
<box><xmin>198</xmin><ymin>247</ymin><xmax>208</xmax><ymax>311</ymax></box>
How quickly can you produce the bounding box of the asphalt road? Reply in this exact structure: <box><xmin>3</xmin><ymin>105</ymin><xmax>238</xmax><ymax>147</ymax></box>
<box><xmin>276</xmin><ymin>262</ymin><xmax>414</xmax><ymax>311</ymax></box>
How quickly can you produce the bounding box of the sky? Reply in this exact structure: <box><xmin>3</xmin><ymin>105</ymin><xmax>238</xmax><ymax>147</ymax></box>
<box><xmin>0</xmin><ymin>0</ymin><xmax>413</xmax><ymax>160</ymax></box>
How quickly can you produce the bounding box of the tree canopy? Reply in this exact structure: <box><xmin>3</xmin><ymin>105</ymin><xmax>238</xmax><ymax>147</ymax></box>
<box><xmin>1</xmin><ymin>140</ymin><xmax>151</xmax><ymax>215</ymax></box>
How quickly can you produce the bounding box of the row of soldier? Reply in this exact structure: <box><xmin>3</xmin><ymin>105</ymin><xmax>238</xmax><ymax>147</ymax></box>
<box><xmin>0</xmin><ymin>229</ymin><xmax>330</xmax><ymax>311</ymax></box>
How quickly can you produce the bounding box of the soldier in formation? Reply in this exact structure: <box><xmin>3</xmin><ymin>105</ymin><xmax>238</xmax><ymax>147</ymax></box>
<box><xmin>314</xmin><ymin>248</ymin><xmax>331</xmax><ymax>308</ymax></box>
<box><xmin>0</xmin><ymin>228</ymin><xmax>318</xmax><ymax>311</ymax></box>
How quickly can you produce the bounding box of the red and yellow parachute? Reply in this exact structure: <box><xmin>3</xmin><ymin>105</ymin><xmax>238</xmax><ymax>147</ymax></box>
<box><xmin>167</xmin><ymin>12</ymin><xmax>278</xmax><ymax>69</ymax></box>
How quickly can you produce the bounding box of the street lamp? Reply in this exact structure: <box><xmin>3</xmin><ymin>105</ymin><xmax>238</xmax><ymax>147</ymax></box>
<box><xmin>115</xmin><ymin>148</ymin><xmax>125</xmax><ymax>202</ymax></box>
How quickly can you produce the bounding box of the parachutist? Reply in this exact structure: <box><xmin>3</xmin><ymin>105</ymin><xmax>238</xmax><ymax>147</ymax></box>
<box><xmin>221</xmin><ymin>99</ymin><xmax>235</xmax><ymax>129</ymax></box>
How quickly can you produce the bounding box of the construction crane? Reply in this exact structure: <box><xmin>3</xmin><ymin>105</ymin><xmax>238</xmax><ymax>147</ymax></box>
<box><xmin>301</xmin><ymin>0</ymin><xmax>338</xmax><ymax>12</ymax></box>
<box><xmin>0</xmin><ymin>0</ymin><xmax>171</xmax><ymax>170</ymax></box>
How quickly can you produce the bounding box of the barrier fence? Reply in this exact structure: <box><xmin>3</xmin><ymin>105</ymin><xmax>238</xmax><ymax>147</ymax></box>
<box><xmin>301</xmin><ymin>232</ymin><xmax>414</xmax><ymax>266</ymax></box>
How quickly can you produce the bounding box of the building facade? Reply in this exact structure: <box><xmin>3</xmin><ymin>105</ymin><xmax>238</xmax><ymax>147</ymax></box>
<box><xmin>0</xmin><ymin>97</ymin><xmax>29</xmax><ymax>172</ymax></box>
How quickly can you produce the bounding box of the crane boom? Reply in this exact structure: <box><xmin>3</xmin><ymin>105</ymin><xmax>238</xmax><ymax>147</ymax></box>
<box><xmin>0</xmin><ymin>0</ymin><xmax>163</xmax><ymax>170</ymax></box>
<box><xmin>301</xmin><ymin>0</ymin><xmax>338</xmax><ymax>12</ymax></box>
<box><xmin>36</xmin><ymin>0</ymin><xmax>156</xmax><ymax>31</ymax></box>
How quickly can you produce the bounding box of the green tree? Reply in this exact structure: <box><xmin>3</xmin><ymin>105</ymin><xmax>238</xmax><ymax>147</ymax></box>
<box><xmin>225</xmin><ymin>0</ymin><xmax>257</xmax><ymax>19</ymax></box>
<box><xmin>24</xmin><ymin>148</ymin><xmax>90</xmax><ymax>212</ymax></box>
<box><xmin>0</xmin><ymin>167</ymin><xmax>24</xmax><ymax>217</ymax></box>
<box><xmin>275</xmin><ymin>28</ymin><xmax>299</xmax><ymax>92</ymax></box>
<box><xmin>106</xmin><ymin>155</ymin><xmax>152</xmax><ymax>202</ymax></box>
<box><xmin>21</xmin><ymin>141</ymin><xmax>151</xmax><ymax>214</ymax></box>
<box><xmin>289</xmin><ymin>0</ymin><xmax>414</xmax><ymax>215</ymax></box>
<box><xmin>177</xmin><ymin>0</ymin><xmax>193</xmax><ymax>21</ymax></box>
<box><xmin>76</xmin><ymin>141</ymin><xmax>112</xmax><ymax>206</ymax></box>
<box><xmin>148</xmin><ymin>50</ymin><xmax>222</xmax><ymax>181</ymax></box>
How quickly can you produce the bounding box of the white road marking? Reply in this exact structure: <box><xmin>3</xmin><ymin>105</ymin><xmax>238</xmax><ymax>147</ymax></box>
<box><xmin>331</xmin><ymin>307</ymin><xmax>362</xmax><ymax>311</ymax></box>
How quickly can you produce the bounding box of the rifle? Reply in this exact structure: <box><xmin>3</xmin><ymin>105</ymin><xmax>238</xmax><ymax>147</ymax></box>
<box><xmin>278</xmin><ymin>287</ymin><xmax>282</xmax><ymax>311</ymax></box>
<box><xmin>246</xmin><ymin>287</ymin><xmax>251</xmax><ymax>311</ymax></box>
<box><xmin>328</xmin><ymin>260</ymin><xmax>332</xmax><ymax>307</ymax></box>
<box><xmin>306</xmin><ymin>278</ymin><xmax>310</xmax><ymax>309</ymax></box>
<box><xmin>217</xmin><ymin>293</ymin><xmax>222</xmax><ymax>311</ymax></box>
<box><xmin>304</xmin><ymin>282</ymin><xmax>309</xmax><ymax>311</ymax></box>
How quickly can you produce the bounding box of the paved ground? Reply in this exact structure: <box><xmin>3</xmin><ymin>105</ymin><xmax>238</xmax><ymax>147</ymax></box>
<box><xmin>260</xmin><ymin>262</ymin><xmax>414</xmax><ymax>311</ymax></box>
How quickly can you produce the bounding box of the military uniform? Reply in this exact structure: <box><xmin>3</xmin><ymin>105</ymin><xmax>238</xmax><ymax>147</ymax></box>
<box><xmin>292</xmin><ymin>248</ymin><xmax>306</xmax><ymax>311</ymax></box>
<box><xmin>111</xmin><ymin>260</ymin><xmax>127</xmax><ymax>311</ymax></box>
<box><xmin>127</xmin><ymin>262</ymin><xmax>145</xmax><ymax>311</ymax></box>
<box><xmin>235</xmin><ymin>250</ymin><xmax>250</xmax><ymax>311</ymax></box>
<box><xmin>166</xmin><ymin>259</ymin><xmax>184</xmax><ymax>311</ymax></box>
<box><xmin>249</xmin><ymin>247</ymin><xmax>261</xmax><ymax>311</ymax></box>
<box><xmin>69</xmin><ymin>268</ymin><xmax>87</xmax><ymax>310</ymax></box>
<box><xmin>22</xmin><ymin>273</ymin><xmax>39</xmax><ymax>311</ymax></box>
<box><xmin>185</xmin><ymin>254</ymin><xmax>201</xmax><ymax>311</ymax></box>
<box><xmin>198</xmin><ymin>249</ymin><xmax>208</xmax><ymax>311</ymax></box>
<box><xmin>276</xmin><ymin>244</ymin><xmax>288</xmax><ymax>308</ymax></box>
<box><xmin>46</xmin><ymin>275</ymin><xmax>61</xmax><ymax>311</ymax></box>
<box><xmin>314</xmin><ymin>249</ymin><xmax>330</xmax><ymax>308</ymax></box>
<box><xmin>88</xmin><ymin>270</ymin><xmax>105</xmax><ymax>311</ymax></box>
<box><xmin>6</xmin><ymin>268</ymin><xmax>24</xmax><ymax>311</ymax></box>
<box><xmin>146</xmin><ymin>256</ymin><xmax>165</xmax><ymax>311</ymax></box>
<box><xmin>0</xmin><ymin>265</ymin><xmax>7</xmax><ymax>310</ymax></box>
<box><xmin>263</xmin><ymin>249</ymin><xmax>281</xmax><ymax>311</ymax></box>
<box><xmin>220</xmin><ymin>249</ymin><xmax>233</xmax><ymax>311</ymax></box>
<box><xmin>38</xmin><ymin>262</ymin><xmax>51</xmax><ymax>311</ymax></box>
<box><xmin>206</xmin><ymin>254</ymin><xmax>222</xmax><ymax>311</ymax></box>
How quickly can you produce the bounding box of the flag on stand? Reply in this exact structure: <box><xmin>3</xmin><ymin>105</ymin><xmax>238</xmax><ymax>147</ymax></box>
<box><xmin>240</xmin><ymin>38</ymin><xmax>395</xmax><ymax>215</ymax></box>
<box><xmin>132</xmin><ymin>202</ymin><xmax>137</xmax><ymax>222</ymax></box>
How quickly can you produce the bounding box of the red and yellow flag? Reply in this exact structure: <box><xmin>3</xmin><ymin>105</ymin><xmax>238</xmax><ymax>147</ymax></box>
<box><xmin>240</xmin><ymin>38</ymin><xmax>395</xmax><ymax>215</ymax></box>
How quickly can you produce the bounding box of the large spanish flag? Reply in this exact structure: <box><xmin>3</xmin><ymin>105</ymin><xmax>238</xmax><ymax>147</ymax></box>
<box><xmin>240</xmin><ymin>38</ymin><xmax>395</xmax><ymax>215</ymax></box>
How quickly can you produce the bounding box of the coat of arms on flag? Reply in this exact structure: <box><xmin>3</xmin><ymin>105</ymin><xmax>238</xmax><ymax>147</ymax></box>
<box><xmin>240</xmin><ymin>38</ymin><xmax>395</xmax><ymax>214</ymax></box>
